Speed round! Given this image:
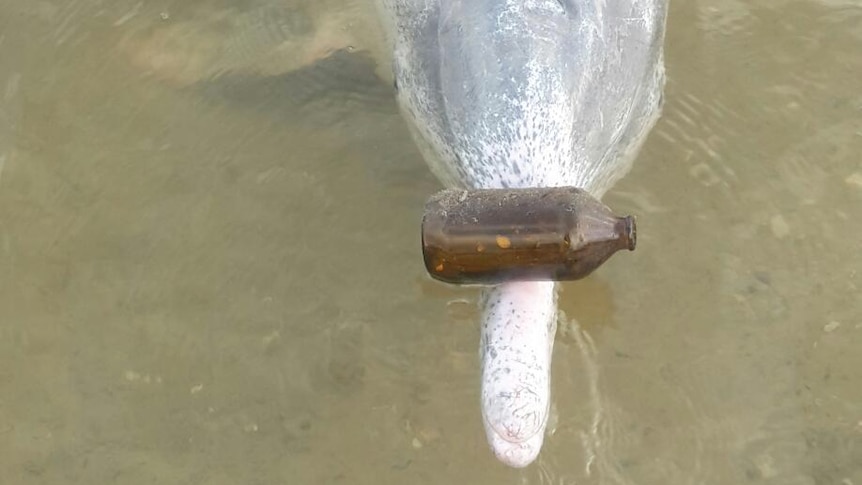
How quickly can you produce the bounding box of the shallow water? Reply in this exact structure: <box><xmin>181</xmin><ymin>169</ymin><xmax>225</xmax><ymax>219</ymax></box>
<box><xmin>1</xmin><ymin>0</ymin><xmax>860</xmax><ymax>484</ymax></box>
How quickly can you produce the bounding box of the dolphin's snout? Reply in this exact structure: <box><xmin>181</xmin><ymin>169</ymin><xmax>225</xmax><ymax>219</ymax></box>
<box><xmin>479</xmin><ymin>281</ymin><xmax>557</xmax><ymax>468</ymax></box>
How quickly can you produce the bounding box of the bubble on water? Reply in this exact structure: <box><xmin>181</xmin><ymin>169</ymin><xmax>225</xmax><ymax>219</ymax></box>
<box><xmin>845</xmin><ymin>172</ymin><xmax>862</xmax><ymax>190</ymax></box>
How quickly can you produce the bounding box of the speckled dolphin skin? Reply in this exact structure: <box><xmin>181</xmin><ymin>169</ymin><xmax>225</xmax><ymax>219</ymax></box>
<box><xmin>376</xmin><ymin>0</ymin><xmax>667</xmax><ymax>467</ymax></box>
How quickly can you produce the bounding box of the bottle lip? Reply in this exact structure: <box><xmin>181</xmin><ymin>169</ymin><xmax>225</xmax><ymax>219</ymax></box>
<box><xmin>623</xmin><ymin>215</ymin><xmax>637</xmax><ymax>251</ymax></box>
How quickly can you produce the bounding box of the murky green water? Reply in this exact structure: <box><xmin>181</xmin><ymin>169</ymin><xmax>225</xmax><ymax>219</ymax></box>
<box><xmin>1</xmin><ymin>1</ymin><xmax>860</xmax><ymax>484</ymax></box>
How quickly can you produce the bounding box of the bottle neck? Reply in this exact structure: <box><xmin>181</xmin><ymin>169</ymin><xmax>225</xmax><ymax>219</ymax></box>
<box><xmin>616</xmin><ymin>216</ymin><xmax>637</xmax><ymax>251</ymax></box>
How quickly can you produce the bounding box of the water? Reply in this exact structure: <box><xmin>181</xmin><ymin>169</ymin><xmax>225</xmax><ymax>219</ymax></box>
<box><xmin>1</xmin><ymin>0</ymin><xmax>860</xmax><ymax>484</ymax></box>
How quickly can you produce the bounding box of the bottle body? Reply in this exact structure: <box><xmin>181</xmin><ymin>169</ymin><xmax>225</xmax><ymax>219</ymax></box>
<box><xmin>421</xmin><ymin>187</ymin><xmax>636</xmax><ymax>285</ymax></box>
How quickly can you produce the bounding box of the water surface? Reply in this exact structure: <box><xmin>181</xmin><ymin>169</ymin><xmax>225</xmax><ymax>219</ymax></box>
<box><xmin>1</xmin><ymin>1</ymin><xmax>861</xmax><ymax>484</ymax></box>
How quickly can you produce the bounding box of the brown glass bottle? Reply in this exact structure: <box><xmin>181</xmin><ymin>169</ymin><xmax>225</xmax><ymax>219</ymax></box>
<box><xmin>421</xmin><ymin>187</ymin><xmax>636</xmax><ymax>285</ymax></box>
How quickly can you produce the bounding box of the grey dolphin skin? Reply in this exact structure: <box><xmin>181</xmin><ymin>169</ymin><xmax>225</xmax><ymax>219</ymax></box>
<box><xmin>375</xmin><ymin>0</ymin><xmax>668</xmax><ymax>467</ymax></box>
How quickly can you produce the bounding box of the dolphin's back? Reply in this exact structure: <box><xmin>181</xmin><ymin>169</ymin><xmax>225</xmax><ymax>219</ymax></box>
<box><xmin>378</xmin><ymin>0</ymin><xmax>667</xmax><ymax>195</ymax></box>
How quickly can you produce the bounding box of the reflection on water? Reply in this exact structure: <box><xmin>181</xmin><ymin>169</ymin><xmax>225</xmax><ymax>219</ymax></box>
<box><xmin>1</xmin><ymin>0</ymin><xmax>860</xmax><ymax>484</ymax></box>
